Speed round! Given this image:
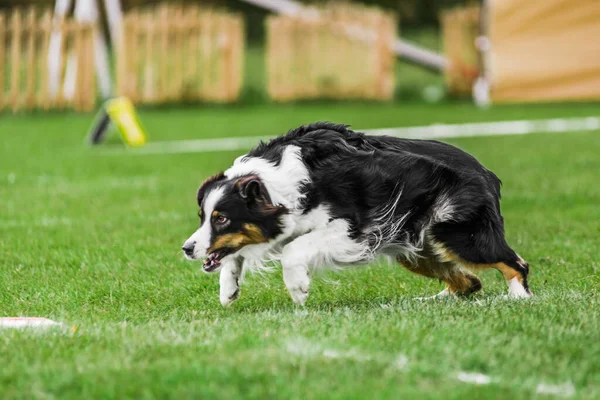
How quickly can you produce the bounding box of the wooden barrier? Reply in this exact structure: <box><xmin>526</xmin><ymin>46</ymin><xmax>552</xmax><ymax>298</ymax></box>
<box><xmin>0</xmin><ymin>7</ymin><xmax>96</xmax><ymax>113</ymax></box>
<box><xmin>266</xmin><ymin>3</ymin><xmax>397</xmax><ymax>102</ymax></box>
<box><xmin>117</xmin><ymin>4</ymin><xmax>245</xmax><ymax>104</ymax></box>
<box><xmin>441</xmin><ymin>6</ymin><xmax>481</xmax><ymax>97</ymax></box>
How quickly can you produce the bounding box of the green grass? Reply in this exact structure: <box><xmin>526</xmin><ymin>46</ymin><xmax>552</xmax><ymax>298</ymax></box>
<box><xmin>1</xmin><ymin>101</ymin><xmax>599</xmax><ymax>399</ymax></box>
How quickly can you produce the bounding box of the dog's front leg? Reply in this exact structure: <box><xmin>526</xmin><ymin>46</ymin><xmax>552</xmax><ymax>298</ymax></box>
<box><xmin>281</xmin><ymin>235</ymin><xmax>317</xmax><ymax>306</ymax></box>
<box><xmin>281</xmin><ymin>219</ymin><xmax>368</xmax><ymax>305</ymax></box>
<box><xmin>219</xmin><ymin>256</ymin><xmax>243</xmax><ymax>307</ymax></box>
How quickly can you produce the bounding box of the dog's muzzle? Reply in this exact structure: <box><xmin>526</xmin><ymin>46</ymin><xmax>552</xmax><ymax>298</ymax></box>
<box><xmin>182</xmin><ymin>241</ymin><xmax>196</xmax><ymax>259</ymax></box>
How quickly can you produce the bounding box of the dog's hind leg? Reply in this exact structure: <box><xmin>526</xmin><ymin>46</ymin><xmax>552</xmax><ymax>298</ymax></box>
<box><xmin>431</xmin><ymin>216</ymin><xmax>533</xmax><ymax>298</ymax></box>
<box><xmin>494</xmin><ymin>255</ymin><xmax>532</xmax><ymax>298</ymax></box>
<box><xmin>430</xmin><ymin>239</ymin><xmax>532</xmax><ymax>298</ymax></box>
<box><xmin>281</xmin><ymin>219</ymin><xmax>369</xmax><ymax>305</ymax></box>
<box><xmin>399</xmin><ymin>257</ymin><xmax>482</xmax><ymax>299</ymax></box>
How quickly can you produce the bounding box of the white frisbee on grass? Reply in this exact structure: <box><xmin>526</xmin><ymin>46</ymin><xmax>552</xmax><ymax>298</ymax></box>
<box><xmin>0</xmin><ymin>317</ymin><xmax>61</xmax><ymax>329</ymax></box>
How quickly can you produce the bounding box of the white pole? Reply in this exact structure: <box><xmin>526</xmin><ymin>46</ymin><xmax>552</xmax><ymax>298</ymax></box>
<box><xmin>238</xmin><ymin>0</ymin><xmax>448</xmax><ymax>72</ymax></box>
<box><xmin>473</xmin><ymin>0</ymin><xmax>492</xmax><ymax>107</ymax></box>
<box><xmin>103</xmin><ymin>0</ymin><xmax>123</xmax><ymax>46</ymax></box>
<box><xmin>72</xmin><ymin>0</ymin><xmax>113</xmax><ymax>99</ymax></box>
<box><xmin>392</xmin><ymin>40</ymin><xmax>449</xmax><ymax>71</ymax></box>
<box><xmin>48</xmin><ymin>0</ymin><xmax>73</xmax><ymax>99</ymax></box>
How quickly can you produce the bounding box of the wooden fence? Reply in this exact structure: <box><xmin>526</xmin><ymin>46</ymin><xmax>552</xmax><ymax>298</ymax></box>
<box><xmin>266</xmin><ymin>3</ymin><xmax>397</xmax><ymax>102</ymax></box>
<box><xmin>441</xmin><ymin>6</ymin><xmax>481</xmax><ymax>96</ymax></box>
<box><xmin>0</xmin><ymin>7</ymin><xmax>96</xmax><ymax>113</ymax></box>
<box><xmin>117</xmin><ymin>4</ymin><xmax>245</xmax><ymax>104</ymax></box>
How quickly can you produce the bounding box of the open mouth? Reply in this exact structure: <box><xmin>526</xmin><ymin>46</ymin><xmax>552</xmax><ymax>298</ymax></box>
<box><xmin>203</xmin><ymin>249</ymin><xmax>232</xmax><ymax>272</ymax></box>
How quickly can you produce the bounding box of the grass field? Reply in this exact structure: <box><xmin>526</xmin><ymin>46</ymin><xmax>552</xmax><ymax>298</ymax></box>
<box><xmin>1</xmin><ymin>101</ymin><xmax>599</xmax><ymax>399</ymax></box>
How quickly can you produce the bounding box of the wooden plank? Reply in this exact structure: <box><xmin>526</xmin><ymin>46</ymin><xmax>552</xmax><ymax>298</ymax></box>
<box><xmin>128</xmin><ymin>9</ymin><xmax>140</xmax><ymax>103</ymax></box>
<box><xmin>0</xmin><ymin>13</ymin><xmax>6</xmax><ymax>110</ymax></box>
<box><xmin>118</xmin><ymin>14</ymin><xmax>133</xmax><ymax>100</ymax></box>
<box><xmin>143</xmin><ymin>10</ymin><xmax>154</xmax><ymax>102</ymax></box>
<box><xmin>232</xmin><ymin>16</ymin><xmax>244</xmax><ymax>101</ymax></box>
<box><xmin>273</xmin><ymin>17</ymin><xmax>287</xmax><ymax>101</ymax></box>
<box><xmin>159</xmin><ymin>5</ymin><xmax>169</xmax><ymax>102</ymax></box>
<box><xmin>265</xmin><ymin>16</ymin><xmax>275</xmax><ymax>100</ymax></box>
<box><xmin>375</xmin><ymin>11</ymin><xmax>385</xmax><ymax>98</ymax></box>
<box><xmin>55</xmin><ymin>18</ymin><xmax>67</xmax><ymax>110</ymax></box>
<box><xmin>10</xmin><ymin>8</ymin><xmax>22</xmax><ymax>112</ymax></box>
<box><xmin>383</xmin><ymin>13</ymin><xmax>397</xmax><ymax>100</ymax></box>
<box><xmin>73</xmin><ymin>22</ymin><xmax>84</xmax><ymax>111</ymax></box>
<box><xmin>216</xmin><ymin>14</ymin><xmax>227</xmax><ymax>102</ymax></box>
<box><xmin>25</xmin><ymin>7</ymin><xmax>36</xmax><ymax>109</ymax></box>
<box><xmin>186</xmin><ymin>6</ymin><xmax>199</xmax><ymax>100</ymax></box>
<box><xmin>309</xmin><ymin>18</ymin><xmax>319</xmax><ymax>99</ymax></box>
<box><xmin>83</xmin><ymin>23</ymin><xmax>96</xmax><ymax>111</ymax></box>
<box><xmin>290</xmin><ymin>18</ymin><xmax>302</xmax><ymax>99</ymax></box>
<box><xmin>39</xmin><ymin>10</ymin><xmax>52</xmax><ymax>110</ymax></box>
<box><xmin>173</xmin><ymin>4</ymin><xmax>184</xmax><ymax>101</ymax></box>
<box><xmin>279</xmin><ymin>17</ymin><xmax>292</xmax><ymax>101</ymax></box>
<box><xmin>115</xmin><ymin>16</ymin><xmax>127</xmax><ymax>97</ymax></box>
<box><xmin>200</xmin><ymin>11</ymin><xmax>212</xmax><ymax>100</ymax></box>
<box><xmin>89</xmin><ymin>24</ymin><xmax>97</xmax><ymax>110</ymax></box>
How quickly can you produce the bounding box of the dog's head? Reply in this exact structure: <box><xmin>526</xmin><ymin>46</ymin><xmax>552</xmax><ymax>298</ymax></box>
<box><xmin>182</xmin><ymin>173</ymin><xmax>287</xmax><ymax>272</ymax></box>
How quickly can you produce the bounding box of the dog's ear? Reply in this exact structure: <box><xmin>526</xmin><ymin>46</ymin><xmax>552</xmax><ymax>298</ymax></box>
<box><xmin>236</xmin><ymin>175</ymin><xmax>288</xmax><ymax>216</ymax></box>
<box><xmin>197</xmin><ymin>172</ymin><xmax>225</xmax><ymax>206</ymax></box>
<box><xmin>236</xmin><ymin>175</ymin><xmax>270</xmax><ymax>204</ymax></box>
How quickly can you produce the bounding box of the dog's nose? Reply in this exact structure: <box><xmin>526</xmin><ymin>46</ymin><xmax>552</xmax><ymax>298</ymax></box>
<box><xmin>182</xmin><ymin>242</ymin><xmax>195</xmax><ymax>256</ymax></box>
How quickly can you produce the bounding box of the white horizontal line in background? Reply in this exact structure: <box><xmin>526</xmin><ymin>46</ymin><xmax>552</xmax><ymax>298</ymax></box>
<box><xmin>112</xmin><ymin>116</ymin><xmax>600</xmax><ymax>155</ymax></box>
<box><xmin>0</xmin><ymin>317</ymin><xmax>61</xmax><ymax>329</ymax></box>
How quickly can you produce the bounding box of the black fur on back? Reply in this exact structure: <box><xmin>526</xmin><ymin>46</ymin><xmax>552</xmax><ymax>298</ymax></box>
<box><xmin>247</xmin><ymin>122</ymin><xmax>516</xmax><ymax>266</ymax></box>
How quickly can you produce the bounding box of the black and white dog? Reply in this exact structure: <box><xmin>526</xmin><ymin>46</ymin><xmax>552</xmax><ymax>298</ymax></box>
<box><xmin>182</xmin><ymin>122</ymin><xmax>532</xmax><ymax>306</ymax></box>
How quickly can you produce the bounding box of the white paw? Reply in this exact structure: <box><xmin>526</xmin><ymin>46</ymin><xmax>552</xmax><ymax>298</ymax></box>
<box><xmin>220</xmin><ymin>285</ymin><xmax>240</xmax><ymax>307</ymax></box>
<box><xmin>283</xmin><ymin>268</ymin><xmax>310</xmax><ymax>306</ymax></box>
<box><xmin>415</xmin><ymin>288</ymin><xmax>456</xmax><ymax>300</ymax></box>
<box><xmin>289</xmin><ymin>286</ymin><xmax>309</xmax><ymax>306</ymax></box>
<box><xmin>507</xmin><ymin>277</ymin><xmax>533</xmax><ymax>298</ymax></box>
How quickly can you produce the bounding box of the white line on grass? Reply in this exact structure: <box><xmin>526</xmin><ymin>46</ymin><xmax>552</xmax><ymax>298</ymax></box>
<box><xmin>0</xmin><ymin>318</ymin><xmax>61</xmax><ymax>329</ymax></box>
<box><xmin>285</xmin><ymin>337</ymin><xmax>408</xmax><ymax>369</ymax></box>
<box><xmin>456</xmin><ymin>371</ymin><xmax>493</xmax><ymax>385</ymax></box>
<box><xmin>105</xmin><ymin>116</ymin><xmax>600</xmax><ymax>155</ymax></box>
<box><xmin>536</xmin><ymin>382</ymin><xmax>576</xmax><ymax>398</ymax></box>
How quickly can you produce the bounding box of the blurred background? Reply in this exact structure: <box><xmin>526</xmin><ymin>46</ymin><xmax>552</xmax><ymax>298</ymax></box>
<box><xmin>1</xmin><ymin>0</ymin><xmax>598</xmax><ymax>113</ymax></box>
<box><xmin>1</xmin><ymin>0</ymin><xmax>598</xmax><ymax>114</ymax></box>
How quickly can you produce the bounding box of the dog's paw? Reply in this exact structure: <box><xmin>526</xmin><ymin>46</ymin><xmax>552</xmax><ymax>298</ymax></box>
<box><xmin>414</xmin><ymin>288</ymin><xmax>455</xmax><ymax>301</ymax></box>
<box><xmin>283</xmin><ymin>267</ymin><xmax>310</xmax><ymax>306</ymax></box>
<box><xmin>219</xmin><ymin>277</ymin><xmax>240</xmax><ymax>307</ymax></box>
<box><xmin>288</xmin><ymin>286</ymin><xmax>309</xmax><ymax>306</ymax></box>
<box><xmin>220</xmin><ymin>288</ymin><xmax>239</xmax><ymax>307</ymax></box>
<box><xmin>507</xmin><ymin>277</ymin><xmax>533</xmax><ymax>299</ymax></box>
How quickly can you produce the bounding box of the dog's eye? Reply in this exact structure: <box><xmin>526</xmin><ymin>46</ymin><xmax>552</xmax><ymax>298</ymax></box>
<box><xmin>215</xmin><ymin>215</ymin><xmax>228</xmax><ymax>225</ymax></box>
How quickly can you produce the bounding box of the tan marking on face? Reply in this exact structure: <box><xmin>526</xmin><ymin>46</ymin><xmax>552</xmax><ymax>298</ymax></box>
<box><xmin>207</xmin><ymin>223</ymin><xmax>268</xmax><ymax>254</ymax></box>
<box><xmin>212</xmin><ymin>210</ymin><xmax>219</xmax><ymax>218</ymax></box>
<box><xmin>242</xmin><ymin>223</ymin><xmax>267</xmax><ymax>243</ymax></box>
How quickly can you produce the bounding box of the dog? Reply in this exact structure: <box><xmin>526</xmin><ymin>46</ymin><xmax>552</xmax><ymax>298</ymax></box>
<box><xmin>182</xmin><ymin>122</ymin><xmax>532</xmax><ymax>306</ymax></box>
